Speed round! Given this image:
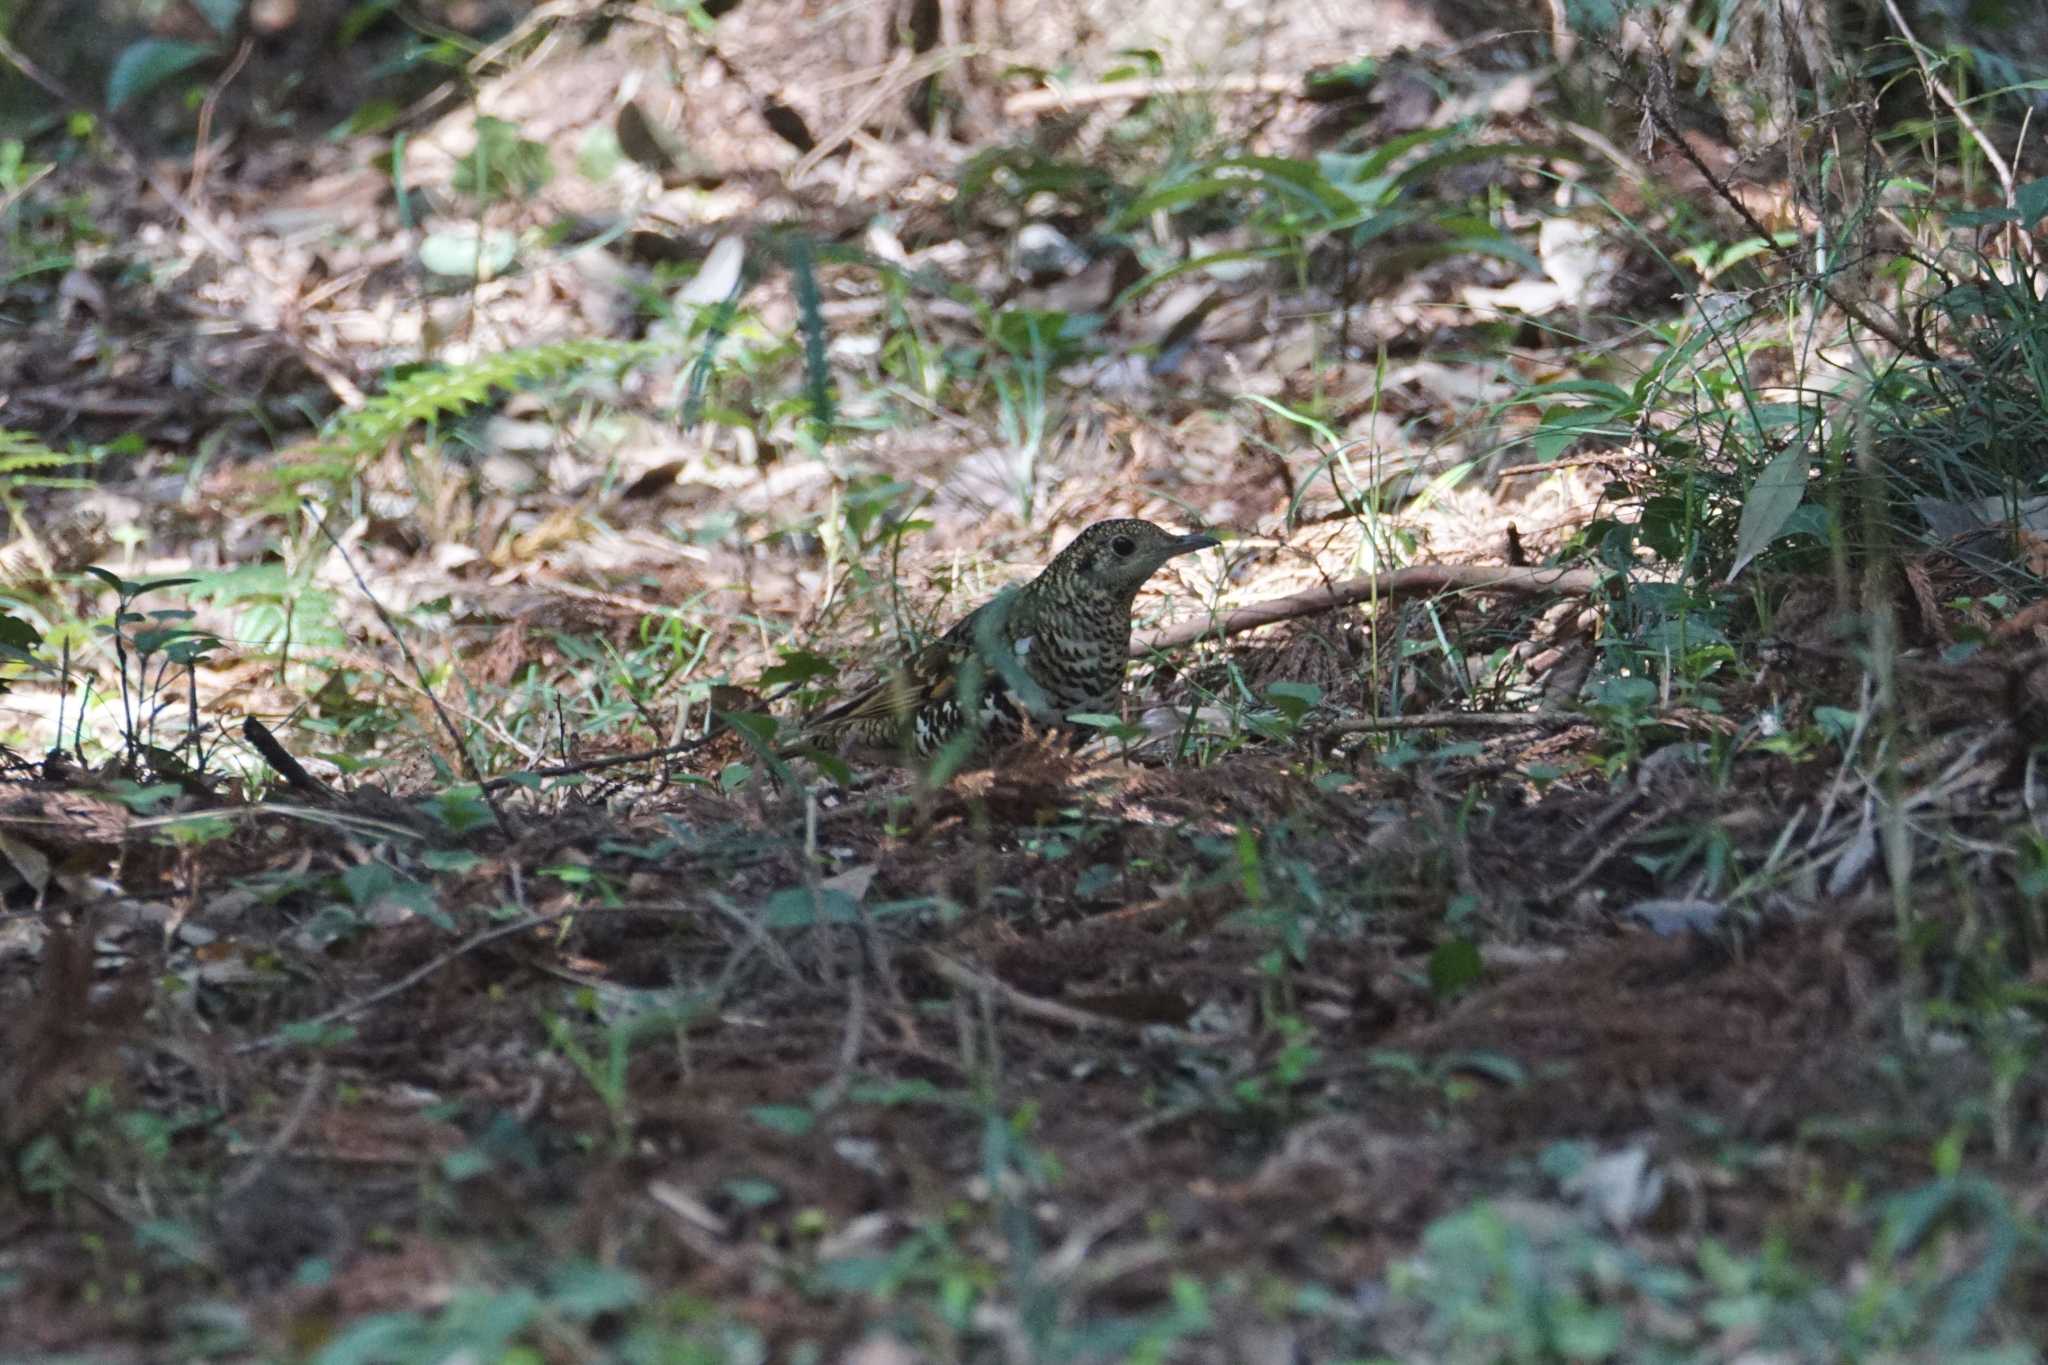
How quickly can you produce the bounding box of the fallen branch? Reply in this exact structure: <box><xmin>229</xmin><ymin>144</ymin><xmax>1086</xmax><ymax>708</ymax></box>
<box><xmin>1136</xmin><ymin>564</ymin><xmax>1602</xmax><ymax>653</ymax></box>
<box><xmin>1321</xmin><ymin>711</ymin><xmax>1581</xmax><ymax>736</ymax></box>
<box><xmin>479</xmin><ymin>731</ymin><xmax>722</xmax><ymax>792</ymax></box>
<box><xmin>1005</xmin><ymin>74</ymin><xmax>1298</xmax><ymax>118</ymax></box>
<box><xmin>918</xmin><ymin>949</ymin><xmax>1214</xmax><ymax>1048</ymax></box>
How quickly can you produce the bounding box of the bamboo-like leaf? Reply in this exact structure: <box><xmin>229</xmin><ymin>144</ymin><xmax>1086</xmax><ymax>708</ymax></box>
<box><xmin>1727</xmin><ymin>442</ymin><xmax>1812</xmax><ymax>582</ymax></box>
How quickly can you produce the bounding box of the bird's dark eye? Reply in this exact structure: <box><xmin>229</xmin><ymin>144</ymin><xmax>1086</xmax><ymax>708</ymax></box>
<box><xmin>1111</xmin><ymin>535</ymin><xmax>1136</xmax><ymax>556</ymax></box>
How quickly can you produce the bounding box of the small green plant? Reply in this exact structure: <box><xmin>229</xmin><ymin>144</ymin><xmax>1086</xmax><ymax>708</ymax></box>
<box><xmin>451</xmin><ymin>115</ymin><xmax>554</xmax><ymax>204</ymax></box>
<box><xmin>310</xmin><ymin>1262</ymin><xmax>647</xmax><ymax>1365</ymax></box>
<box><xmin>1224</xmin><ymin>1012</ymin><xmax>1322</xmax><ymax>1127</ymax></box>
<box><xmin>83</xmin><ymin>567</ymin><xmax>223</xmax><ymax>776</ymax></box>
<box><xmin>16</xmin><ymin>1082</ymin><xmax>212</xmax><ymax>1227</ymax></box>
<box><xmin>543</xmin><ymin>991</ymin><xmax>713</xmax><ymax>1155</ymax></box>
<box><xmin>1395</xmin><ymin>1202</ymin><xmax>1636</xmax><ymax>1362</ymax></box>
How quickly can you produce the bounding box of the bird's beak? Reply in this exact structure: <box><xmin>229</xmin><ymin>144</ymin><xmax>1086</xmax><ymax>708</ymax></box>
<box><xmin>1169</xmin><ymin>531</ymin><xmax>1220</xmax><ymax>556</ymax></box>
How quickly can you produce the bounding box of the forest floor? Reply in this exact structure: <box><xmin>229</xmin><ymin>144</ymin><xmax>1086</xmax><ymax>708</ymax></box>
<box><xmin>2</xmin><ymin>1</ymin><xmax>2046</xmax><ymax>1359</ymax></box>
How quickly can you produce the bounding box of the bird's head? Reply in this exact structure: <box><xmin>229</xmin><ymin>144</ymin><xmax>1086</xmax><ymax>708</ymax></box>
<box><xmin>1044</xmin><ymin>518</ymin><xmax>1219</xmax><ymax>601</ymax></box>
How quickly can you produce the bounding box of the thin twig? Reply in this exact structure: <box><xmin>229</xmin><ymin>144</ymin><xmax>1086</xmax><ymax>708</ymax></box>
<box><xmin>1135</xmin><ymin>565</ymin><xmax>1602</xmax><ymax>653</ymax></box>
<box><xmin>1005</xmin><ymin>73</ymin><xmax>1298</xmax><ymax>118</ymax></box>
<box><xmin>1549</xmin><ymin>790</ymin><xmax>1695</xmax><ymax>903</ymax></box>
<box><xmin>918</xmin><ymin>948</ymin><xmax>1216</xmax><ymax>1048</ymax></box>
<box><xmin>791</xmin><ymin>46</ymin><xmax>983</xmax><ymax>182</ymax></box>
<box><xmin>480</xmin><ymin>729</ymin><xmax>727</xmax><ymax>792</ymax></box>
<box><xmin>1494</xmin><ymin>451</ymin><xmax>1642</xmax><ymax>479</ymax></box>
<box><xmin>706</xmin><ymin>893</ymin><xmax>807</xmax><ymax>986</ymax></box>
<box><xmin>308</xmin><ymin>510</ymin><xmax>508</xmax><ymax>833</ymax></box>
<box><xmin>1322</xmin><ymin>711</ymin><xmax>1579</xmax><ymax>736</ymax></box>
<box><xmin>1617</xmin><ymin>47</ymin><xmax>1930</xmax><ymax>361</ymax></box>
<box><xmin>812</xmin><ymin>969</ymin><xmax>866</xmax><ymax>1111</ymax></box>
<box><xmin>1882</xmin><ymin>0</ymin><xmax>2019</xmax><ymax>219</ymax></box>
<box><xmin>186</xmin><ymin>38</ymin><xmax>253</xmax><ymax>204</ymax></box>
<box><xmin>220</xmin><ymin>1061</ymin><xmax>327</xmax><ymax>1201</ymax></box>
<box><xmin>236</xmin><ymin>902</ymin><xmax>707</xmax><ymax>1054</ymax></box>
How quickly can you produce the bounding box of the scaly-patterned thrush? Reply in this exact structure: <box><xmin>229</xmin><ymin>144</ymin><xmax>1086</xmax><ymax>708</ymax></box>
<box><xmin>795</xmin><ymin>518</ymin><xmax>1218</xmax><ymax>758</ymax></box>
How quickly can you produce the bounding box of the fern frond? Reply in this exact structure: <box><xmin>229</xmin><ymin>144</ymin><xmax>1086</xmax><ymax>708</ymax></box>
<box><xmin>679</xmin><ymin>301</ymin><xmax>737</xmax><ymax>433</ymax></box>
<box><xmin>326</xmin><ymin>338</ymin><xmax>659</xmax><ymax>453</ymax></box>
<box><xmin>0</xmin><ymin>429</ymin><xmax>100</xmax><ymax>488</ymax></box>
<box><xmin>786</xmin><ymin>235</ymin><xmax>837</xmax><ymax>436</ymax></box>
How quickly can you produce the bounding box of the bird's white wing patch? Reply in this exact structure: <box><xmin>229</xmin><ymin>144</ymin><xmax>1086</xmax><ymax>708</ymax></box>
<box><xmin>1013</xmin><ymin>635</ymin><xmax>1034</xmax><ymax>657</ymax></box>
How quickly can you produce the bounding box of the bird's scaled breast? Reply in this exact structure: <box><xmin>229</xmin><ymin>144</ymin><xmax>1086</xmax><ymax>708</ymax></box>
<box><xmin>1037</xmin><ymin>627</ymin><xmax>1125</xmax><ymax>708</ymax></box>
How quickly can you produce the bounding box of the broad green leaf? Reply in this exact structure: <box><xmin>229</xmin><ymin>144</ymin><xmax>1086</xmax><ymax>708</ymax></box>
<box><xmin>1427</xmin><ymin>939</ymin><xmax>1483</xmax><ymax>998</ymax></box>
<box><xmin>107</xmin><ymin>40</ymin><xmax>215</xmax><ymax>111</ymax></box>
<box><xmin>1265</xmin><ymin>681</ymin><xmax>1322</xmax><ymax>721</ymax></box>
<box><xmin>758</xmin><ymin>649</ymin><xmax>834</xmax><ymax>688</ymax></box>
<box><xmin>2015</xmin><ymin>176</ymin><xmax>2048</xmax><ymax>227</ymax></box>
<box><xmin>0</xmin><ymin>612</ymin><xmax>39</xmax><ymax>651</ymax></box>
<box><xmin>1727</xmin><ymin>442</ymin><xmax>1812</xmax><ymax>581</ymax></box>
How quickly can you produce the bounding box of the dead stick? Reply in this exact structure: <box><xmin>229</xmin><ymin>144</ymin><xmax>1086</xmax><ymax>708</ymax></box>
<box><xmin>919</xmin><ymin>949</ymin><xmax>1213</xmax><ymax>1047</ymax></box>
<box><xmin>237</xmin><ymin>902</ymin><xmax>708</xmax><ymax>1054</ymax></box>
<box><xmin>1135</xmin><ymin>564</ymin><xmax>1601</xmax><ymax>654</ymax></box>
<box><xmin>310</xmin><ymin>511</ymin><xmax>508</xmax><ymax>834</ymax></box>
<box><xmin>242</xmin><ymin>716</ymin><xmax>332</xmax><ymax>800</ymax></box>
<box><xmin>1322</xmin><ymin>711</ymin><xmax>1579</xmax><ymax>735</ymax></box>
<box><xmin>480</xmin><ymin>730</ymin><xmax>723</xmax><ymax>792</ymax></box>
<box><xmin>1006</xmin><ymin>74</ymin><xmax>1299</xmax><ymax>118</ymax></box>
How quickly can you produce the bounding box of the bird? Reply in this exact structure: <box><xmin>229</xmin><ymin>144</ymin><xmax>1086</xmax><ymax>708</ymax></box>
<box><xmin>791</xmin><ymin>518</ymin><xmax>1219</xmax><ymax>760</ymax></box>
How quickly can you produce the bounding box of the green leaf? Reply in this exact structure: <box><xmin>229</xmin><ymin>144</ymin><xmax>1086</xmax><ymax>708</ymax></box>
<box><xmin>1306</xmin><ymin>58</ymin><xmax>1377</xmax><ymax>94</ymax></box>
<box><xmin>1065</xmin><ymin>712</ymin><xmax>1140</xmax><ymax>740</ymax></box>
<box><xmin>1427</xmin><ymin>938</ymin><xmax>1483</xmax><ymax>999</ymax></box>
<box><xmin>424</xmin><ymin>786</ymin><xmax>495</xmax><ymax>835</ymax></box>
<box><xmin>1444</xmin><ymin>1049</ymin><xmax>1527</xmax><ymax>1086</ymax></box>
<box><xmin>341</xmin><ymin>861</ymin><xmax>394</xmax><ymax>906</ymax></box>
<box><xmin>747</xmin><ymin>1104</ymin><xmax>814</xmax><ymax>1136</ymax></box>
<box><xmin>441</xmin><ymin>1147</ymin><xmax>492</xmax><ymax>1181</ymax></box>
<box><xmin>1564</xmin><ymin>0</ymin><xmax>1625</xmax><ymax>34</ymax></box>
<box><xmin>762</xmin><ymin>886</ymin><xmax>858</xmax><ymax>928</ymax></box>
<box><xmin>418</xmin><ymin>227</ymin><xmax>517</xmax><ymax>280</ymax></box>
<box><xmin>720</xmin><ymin>709</ymin><xmax>795</xmax><ymax>789</ymax></box>
<box><xmin>193</xmin><ymin>0</ymin><xmax>244</xmax><ymax>36</ymax></box>
<box><xmin>339</xmin><ymin>0</ymin><xmax>400</xmax><ymax>46</ymax></box>
<box><xmin>1265</xmin><ymin>680</ymin><xmax>1323</xmax><ymax>721</ymax></box>
<box><xmin>721</xmin><ymin>1176</ymin><xmax>781</xmax><ymax>1208</ymax></box>
<box><xmin>1727</xmin><ymin>442</ymin><xmax>1812</xmax><ymax>582</ymax></box>
<box><xmin>107</xmin><ymin>40</ymin><xmax>216</xmax><ymax>111</ymax></box>
<box><xmin>758</xmin><ymin>650</ymin><xmax>834</xmax><ymax>688</ymax></box>
<box><xmin>1110</xmin><ymin>243</ymin><xmax>1292</xmax><ymax>312</ymax></box>
<box><xmin>331</xmin><ymin>98</ymin><xmax>400</xmax><ymax>139</ymax></box>
<box><xmin>279</xmin><ymin>1019</ymin><xmax>357</xmax><ymax>1048</ymax></box>
<box><xmin>545</xmin><ymin>1262</ymin><xmax>644</xmax><ymax>1319</ymax></box>
<box><xmin>107</xmin><ymin>781</ymin><xmax>182</xmax><ymax>814</ymax></box>
<box><xmin>0</xmin><ymin>611</ymin><xmax>40</xmax><ymax>652</ymax></box>
<box><xmin>452</xmin><ymin>116</ymin><xmax>554</xmax><ymax>201</ymax></box>
<box><xmin>2017</xmin><ymin>177</ymin><xmax>2048</xmax><ymax>228</ymax></box>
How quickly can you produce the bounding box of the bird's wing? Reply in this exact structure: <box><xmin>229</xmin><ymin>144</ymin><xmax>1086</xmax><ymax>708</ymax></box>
<box><xmin>793</xmin><ymin>591</ymin><xmax>1052</xmax><ymax>749</ymax></box>
<box><xmin>799</xmin><ymin>634</ymin><xmax>969</xmax><ymax>737</ymax></box>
